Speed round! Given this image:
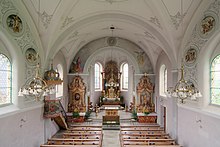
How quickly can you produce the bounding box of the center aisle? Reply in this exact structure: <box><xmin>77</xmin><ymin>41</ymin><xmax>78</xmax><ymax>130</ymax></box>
<box><xmin>102</xmin><ymin>130</ymin><xmax>120</xmax><ymax>147</ymax></box>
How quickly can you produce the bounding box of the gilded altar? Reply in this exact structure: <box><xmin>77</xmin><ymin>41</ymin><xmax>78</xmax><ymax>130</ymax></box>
<box><xmin>136</xmin><ymin>74</ymin><xmax>155</xmax><ymax>113</ymax></box>
<box><xmin>103</xmin><ymin>109</ymin><xmax>120</xmax><ymax>125</ymax></box>
<box><xmin>101</xmin><ymin>61</ymin><xmax>121</xmax><ymax>104</ymax></box>
<box><xmin>68</xmin><ymin>76</ymin><xmax>86</xmax><ymax>113</ymax></box>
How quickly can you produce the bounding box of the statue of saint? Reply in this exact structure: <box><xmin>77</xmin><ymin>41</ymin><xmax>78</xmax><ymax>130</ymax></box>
<box><xmin>108</xmin><ymin>86</ymin><xmax>115</xmax><ymax>98</ymax></box>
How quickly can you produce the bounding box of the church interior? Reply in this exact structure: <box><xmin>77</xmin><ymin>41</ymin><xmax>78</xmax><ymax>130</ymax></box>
<box><xmin>1</xmin><ymin>0</ymin><xmax>220</xmax><ymax>147</ymax></box>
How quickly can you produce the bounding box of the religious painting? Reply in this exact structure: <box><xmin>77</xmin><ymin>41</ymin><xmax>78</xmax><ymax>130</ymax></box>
<box><xmin>74</xmin><ymin>93</ymin><xmax>80</xmax><ymax>101</ymax></box>
<box><xmin>184</xmin><ymin>45</ymin><xmax>199</xmax><ymax>66</ymax></box>
<box><xmin>201</xmin><ymin>16</ymin><xmax>215</xmax><ymax>35</ymax></box>
<box><xmin>198</xmin><ymin>12</ymin><xmax>218</xmax><ymax>38</ymax></box>
<box><xmin>133</xmin><ymin>49</ymin><xmax>153</xmax><ymax>74</ymax></box>
<box><xmin>184</xmin><ymin>48</ymin><xmax>197</xmax><ymax>64</ymax></box>
<box><xmin>135</xmin><ymin>51</ymin><xmax>144</xmax><ymax>65</ymax></box>
<box><xmin>7</xmin><ymin>14</ymin><xmax>23</xmax><ymax>34</ymax></box>
<box><xmin>25</xmin><ymin>48</ymin><xmax>38</xmax><ymax>65</ymax></box>
<box><xmin>69</xmin><ymin>56</ymin><xmax>83</xmax><ymax>73</ymax></box>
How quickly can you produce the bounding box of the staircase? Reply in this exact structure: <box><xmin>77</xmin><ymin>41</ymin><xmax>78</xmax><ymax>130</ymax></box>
<box><xmin>54</xmin><ymin>101</ymin><xmax>68</xmax><ymax>129</ymax></box>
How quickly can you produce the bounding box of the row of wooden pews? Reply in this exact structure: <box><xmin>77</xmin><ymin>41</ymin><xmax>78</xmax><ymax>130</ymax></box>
<box><xmin>120</xmin><ymin>124</ymin><xmax>181</xmax><ymax>147</ymax></box>
<box><xmin>40</xmin><ymin>125</ymin><xmax>103</xmax><ymax>147</ymax></box>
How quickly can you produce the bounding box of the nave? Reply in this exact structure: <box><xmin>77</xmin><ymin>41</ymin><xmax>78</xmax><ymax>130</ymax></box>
<box><xmin>41</xmin><ymin>110</ymin><xmax>181</xmax><ymax>147</ymax></box>
<box><xmin>2</xmin><ymin>1</ymin><xmax>220</xmax><ymax>147</ymax></box>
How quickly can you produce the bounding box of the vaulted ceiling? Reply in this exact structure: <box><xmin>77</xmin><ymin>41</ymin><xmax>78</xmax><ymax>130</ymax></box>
<box><xmin>21</xmin><ymin>0</ymin><xmax>203</xmax><ymax>69</ymax></box>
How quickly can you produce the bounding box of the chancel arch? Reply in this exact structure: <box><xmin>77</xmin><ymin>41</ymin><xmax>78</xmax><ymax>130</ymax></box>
<box><xmin>84</xmin><ymin>47</ymin><xmax>139</xmax><ymax>106</ymax></box>
<box><xmin>78</xmin><ymin>41</ymin><xmax>154</xmax><ymax>107</ymax></box>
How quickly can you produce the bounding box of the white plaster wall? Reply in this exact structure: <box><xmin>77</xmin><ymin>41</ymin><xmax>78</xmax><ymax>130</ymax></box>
<box><xmin>0</xmin><ymin>106</ymin><xmax>60</xmax><ymax>147</ymax></box>
<box><xmin>175</xmin><ymin>21</ymin><xmax>220</xmax><ymax>147</ymax></box>
<box><xmin>53</xmin><ymin>51</ymin><xmax>68</xmax><ymax>110</ymax></box>
<box><xmin>178</xmin><ymin>106</ymin><xmax>220</xmax><ymax>147</ymax></box>
<box><xmin>0</xmin><ymin>106</ymin><xmax>45</xmax><ymax>147</ymax></box>
<box><xmin>155</xmin><ymin>51</ymin><xmax>178</xmax><ymax>139</ymax></box>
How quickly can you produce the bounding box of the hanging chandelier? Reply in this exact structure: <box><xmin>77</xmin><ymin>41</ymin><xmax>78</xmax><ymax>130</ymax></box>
<box><xmin>166</xmin><ymin>63</ymin><xmax>202</xmax><ymax>103</ymax></box>
<box><xmin>18</xmin><ymin>63</ymin><xmax>55</xmax><ymax>101</ymax></box>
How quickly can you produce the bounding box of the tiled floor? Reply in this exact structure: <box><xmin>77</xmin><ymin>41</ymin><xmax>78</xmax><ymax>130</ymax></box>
<box><xmin>102</xmin><ymin>130</ymin><xmax>120</xmax><ymax>147</ymax></box>
<box><xmin>91</xmin><ymin>110</ymin><xmax>131</xmax><ymax>147</ymax></box>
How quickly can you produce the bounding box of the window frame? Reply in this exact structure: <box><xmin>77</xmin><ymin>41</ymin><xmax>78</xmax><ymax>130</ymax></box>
<box><xmin>159</xmin><ymin>64</ymin><xmax>167</xmax><ymax>97</ymax></box>
<box><xmin>94</xmin><ymin>62</ymin><xmax>102</xmax><ymax>91</ymax></box>
<box><xmin>121</xmin><ymin>62</ymin><xmax>129</xmax><ymax>90</ymax></box>
<box><xmin>210</xmin><ymin>54</ymin><xmax>220</xmax><ymax>106</ymax></box>
<box><xmin>0</xmin><ymin>53</ymin><xmax>12</xmax><ymax>106</ymax></box>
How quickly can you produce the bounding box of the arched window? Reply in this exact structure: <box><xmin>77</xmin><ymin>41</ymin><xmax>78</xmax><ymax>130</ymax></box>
<box><xmin>210</xmin><ymin>55</ymin><xmax>220</xmax><ymax>105</ymax></box>
<box><xmin>95</xmin><ymin>62</ymin><xmax>102</xmax><ymax>90</ymax></box>
<box><xmin>0</xmin><ymin>54</ymin><xmax>12</xmax><ymax>105</ymax></box>
<box><xmin>160</xmin><ymin>64</ymin><xmax>167</xmax><ymax>96</ymax></box>
<box><xmin>56</xmin><ymin>64</ymin><xmax>63</xmax><ymax>98</ymax></box>
<box><xmin>121</xmin><ymin>63</ymin><xmax>128</xmax><ymax>90</ymax></box>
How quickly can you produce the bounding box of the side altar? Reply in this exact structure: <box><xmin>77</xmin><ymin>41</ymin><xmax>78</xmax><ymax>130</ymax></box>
<box><xmin>136</xmin><ymin>74</ymin><xmax>157</xmax><ymax>123</ymax></box>
<box><xmin>67</xmin><ymin>76</ymin><xmax>86</xmax><ymax>122</ymax></box>
<box><xmin>100</xmin><ymin>61</ymin><xmax>123</xmax><ymax>106</ymax></box>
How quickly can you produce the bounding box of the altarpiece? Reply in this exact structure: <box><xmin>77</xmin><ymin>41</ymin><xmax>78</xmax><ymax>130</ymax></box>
<box><xmin>136</xmin><ymin>74</ymin><xmax>155</xmax><ymax>113</ymax></box>
<box><xmin>68</xmin><ymin>76</ymin><xmax>86</xmax><ymax>113</ymax></box>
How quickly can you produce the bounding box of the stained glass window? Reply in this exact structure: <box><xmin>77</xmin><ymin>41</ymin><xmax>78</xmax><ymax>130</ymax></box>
<box><xmin>211</xmin><ymin>55</ymin><xmax>220</xmax><ymax>105</ymax></box>
<box><xmin>95</xmin><ymin>63</ymin><xmax>102</xmax><ymax>90</ymax></box>
<box><xmin>122</xmin><ymin>63</ymin><xmax>128</xmax><ymax>90</ymax></box>
<box><xmin>0</xmin><ymin>54</ymin><xmax>12</xmax><ymax>105</ymax></box>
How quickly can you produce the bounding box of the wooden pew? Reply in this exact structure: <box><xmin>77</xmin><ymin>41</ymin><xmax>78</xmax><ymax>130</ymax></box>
<box><xmin>60</xmin><ymin>135</ymin><xmax>101</xmax><ymax>139</ymax></box>
<box><xmin>121</xmin><ymin>135</ymin><xmax>170</xmax><ymax>139</ymax></box>
<box><xmin>68</xmin><ymin>127</ymin><xmax>102</xmax><ymax>131</ymax></box>
<box><xmin>69</xmin><ymin>125</ymin><xmax>102</xmax><ymax>128</ymax></box>
<box><xmin>120</xmin><ymin>124</ymin><xmax>160</xmax><ymax>127</ymax></box>
<box><xmin>40</xmin><ymin>145</ymin><xmax>100</xmax><ymax>147</ymax></box>
<box><xmin>120</xmin><ymin>130</ymin><xmax>165</xmax><ymax>135</ymax></box>
<box><xmin>121</xmin><ymin>127</ymin><xmax>164</xmax><ymax>131</ymax></box>
<box><xmin>63</xmin><ymin>133</ymin><xmax>102</xmax><ymax>138</ymax></box>
<box><xmin>121</xmin><ymin>125</ymin><xmax>163</xmax><ymax>130</ymax></box>
<box><xmin>64</xmin><ymin>130</ymin><xmax>102</xmax><ymax>135</ymax></box>
<box><xmin>122</xmin><ymin>138</ymin><xmax>176</xmax><ymax>145</ymax></box>
<box><xmin>48</xmin><ymin>138</ymin><xmax>100</xmax><ymax>142</ymax></box>
<box><xmin>47</xmin><ymin>138</ymin><xmax>101</xmax><ymax>146</ymax></box>
<box><xmin>69</xmin><ymin>124</ymin><xmax>102</xmax><ymax>128</ymax></box>
<box><xmin>120</xmin><ymin>124</ymin><xmax>181</xmax><ymax>147</ymax></box>
<box><xmin>63</xmin><ymin>133</ymin><xmax>103</xmax><ymax>140</ymax></box>
<box><xmin>122</xmin><ymin>145</ymin><xmax>181</xmax><ymax>147</ymax></box>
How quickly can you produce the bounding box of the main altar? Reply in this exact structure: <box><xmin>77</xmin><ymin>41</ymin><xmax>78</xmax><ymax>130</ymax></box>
<box><xmin>100</xmin><ymin>61</ymin><xmax>122</xmax><ymax>105</ymax></box>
